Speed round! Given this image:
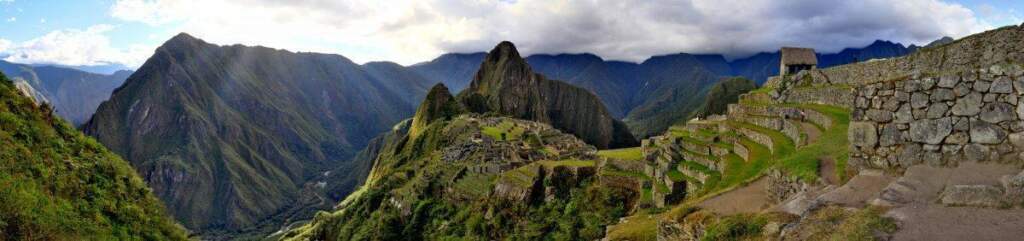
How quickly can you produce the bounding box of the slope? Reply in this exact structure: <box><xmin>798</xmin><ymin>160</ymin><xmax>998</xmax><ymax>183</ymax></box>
<box><xmin>0</xmin><ymin>72</ymin><xmax>187</xmax><ymax>240</ymax></box>
<box><xmin>82</xmin><ymin>33</ymin><xmax>430</xmax><ymax>237</ymax></box>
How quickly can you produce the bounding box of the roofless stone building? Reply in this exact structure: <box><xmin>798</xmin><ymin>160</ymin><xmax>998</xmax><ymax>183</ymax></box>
<box><xmin>779</xmin><ymin>47</ymin><xmax>817</xmax><ymax>76</ymax></box>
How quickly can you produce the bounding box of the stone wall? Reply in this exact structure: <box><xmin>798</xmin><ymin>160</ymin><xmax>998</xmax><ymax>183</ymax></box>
<box><xmin>848</xmin><ymin>64</ymin><xmax>1024</xmax><ymax>170</ymax></box>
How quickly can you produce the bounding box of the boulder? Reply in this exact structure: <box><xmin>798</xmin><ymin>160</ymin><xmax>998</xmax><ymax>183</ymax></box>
<box><xmin>940</xmin><ymin>185</ymin><xmax>1004</xmax><ymax>207</ymax></box>
<box><xmin>909</xmin><ymin>117</ymin><xmax>953</xmax><ymax>145</ymax></box>
<box><xmin>938</xmin><ymin>75</ymin><xmax>960</xmax><ymax>88</ymax></box>
<box><xmin>980</xmin><ymin>102</ymin><xmax>1016</xmax><ymax>123</ymax></box>
<box><xmin>866</xmin><ymin>109</ymin><xmax>893</xmax><ymax>122</ymax></box>
<box><xmin>926</xmin><ymin>102</ymin><xmax>948</xmax><ymax>119</ymax></box>
<box><xmin>951</xmin><ymin>92</ymin><xmax>983</xmax><ymax>116</ymax></box>
<box><xmin>911</xmin><ymin>92</ymin><xmax>930</xmax><ymax>108</ymax></box>
<box><xmin>849</xmin><ymin>122</ymin><xmax>878</xmax><ymax>148</ymax></box>
<box><xmin>894</xmin><ymin>104</ymin><xmax>914</xmax><ymax>123</ymax></box>
<box><xmin>879</xmin><ymin>124</ymin><xmax>902</xmax><ymax>147</ymax></box>
<box><xmin>990</xmin><ymin>76</ymin><xmax>1014</xmax><ymax>94</ymax></box>
<box><xmin>930</xmin><ymin>88</ymin><xmax>955</xmax><ymax>101</ymax></box>
<box><xmin>970</xmin><ymin>120</ymin><xmax>1007</xmax><ymax>144</ymax></box>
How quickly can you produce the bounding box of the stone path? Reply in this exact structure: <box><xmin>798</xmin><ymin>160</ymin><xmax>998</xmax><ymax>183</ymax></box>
<box><xmin>697</xmin><ymin>177</ymin><xmax>772</xmax><ymax>215</ymax></box>
<box><xmin>818</xmin><ymin>169</ymin><xmax>895</xmax><ymax>208</ymax></box>
<box><xmin>871</xmin><ymin>163</ymin><xmax>1024</xmax><ymax>241</ymax></box>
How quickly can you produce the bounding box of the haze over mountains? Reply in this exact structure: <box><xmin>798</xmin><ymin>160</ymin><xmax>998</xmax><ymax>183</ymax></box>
<box><xmin>0</xmin><ymin>60</ymin><xmax>131</xmax><ymax>125</ymax></box>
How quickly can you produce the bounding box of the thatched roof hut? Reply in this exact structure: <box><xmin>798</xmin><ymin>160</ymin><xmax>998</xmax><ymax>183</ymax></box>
<box><xmin>780</xmin><ymin>47</ymin><xmax>817</xmax><ymax>76</ymax></box>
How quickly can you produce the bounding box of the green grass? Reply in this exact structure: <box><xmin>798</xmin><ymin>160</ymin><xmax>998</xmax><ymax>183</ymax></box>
<box><xmin>604</xmin><ymin>214</ymin><xmax>658</xmax><ymax>241</ymax></box>
<box><xmin>665</xmin><ymin>168</ymin><xmax>687</xmax><ymax>182</ymax></box>
<box><xmin>537</xmin><ymin>159</ymin><xmax>596</xmax><ymax>168</ymax></box>
<box><xmin>774</xmin><ymin>104</ymin><xmax>850</xmax><ymax>182</ymax></box>
<box><xmin>481</xmin><ymin>120</ymin><xmax>525</xmax><ymax>141</ymax></box>
<box><xmin>600</xmin><ymin>168</ymin><xmax>651</xmax><ymax>180</ymax></box>
<box><xmin>597</xmin><ymin>147</ymin><xmax>644</xmax><ymax>161</ymax></box>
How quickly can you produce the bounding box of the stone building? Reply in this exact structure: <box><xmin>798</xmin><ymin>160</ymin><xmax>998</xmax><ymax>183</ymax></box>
<box><xmin>780</xmin><ymin>47</ymin><xmax>818</xmax><ymax>76</ymax></box>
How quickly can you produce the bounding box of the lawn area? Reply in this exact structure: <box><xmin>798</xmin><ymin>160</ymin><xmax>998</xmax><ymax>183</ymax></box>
<box><xmin>597</xmin><ymin>147</ymin><xmax>644</xmax><ymax>161</ymax></box>
<box><xmin>604</xmin><ymin>214</ymin><xmax>658</xmax><ymax>241</ymax></box>
<box><xmin>537</xmin><ymin>159</ymin><xmax>596</xmax><ymax>168</ymax></box>
<box><xmin>774</xmin><ymin>104</ymin><xmax>850</xmax><ymax>182</ymax></box>
<box><xmin>481</xmin><ymin>120</ymin><xmax>525</xmax><ymax>141</ymax></box>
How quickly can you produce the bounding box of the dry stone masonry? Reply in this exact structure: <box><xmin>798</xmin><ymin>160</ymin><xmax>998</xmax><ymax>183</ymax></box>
<box><xmin>849</xmin><ymin>64</ymin><xmax>1024</xmax><ymax>170</ymax></box>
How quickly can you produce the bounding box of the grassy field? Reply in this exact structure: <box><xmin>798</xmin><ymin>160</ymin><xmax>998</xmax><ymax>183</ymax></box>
<box><xmin>597</xmin><ymin>147</ymin><xmax>644</xmax><ymax>161</ymax></box>
<box><xmin>481</xmin><ymin>120</ymin><xmax>525</xmax><ymax>141</ymax></box>
<box><xmin>774</xmin><ymin>104</ymin><xmax>849</xmax><ymax>182</ymax></box>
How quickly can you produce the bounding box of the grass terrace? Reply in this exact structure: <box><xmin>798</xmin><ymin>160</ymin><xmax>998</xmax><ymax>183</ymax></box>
<box><xmin>481</xmin><ymin>119</ymin><xmax>525</xmax><ymax>141</ymax></box>
<box><xmin>597</xmin><ymin>147</ymin><xmax>644</xmax><ymax>161</ymax></box>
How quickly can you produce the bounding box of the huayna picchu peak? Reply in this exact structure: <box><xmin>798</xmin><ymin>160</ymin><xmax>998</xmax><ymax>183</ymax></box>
<box><xmin>458</xmin><ymin>41</ymin><xmax>639</xmax><ymax>149</ymax></box>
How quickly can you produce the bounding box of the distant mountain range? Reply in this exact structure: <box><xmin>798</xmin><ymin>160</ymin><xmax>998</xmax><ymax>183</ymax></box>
<box><xmin>0</xmin><ymin>60</ymin><xmax>131</xmax><ymax>125</ymax></box>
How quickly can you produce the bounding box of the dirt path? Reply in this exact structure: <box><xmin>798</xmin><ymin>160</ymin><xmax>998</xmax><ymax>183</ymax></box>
<box><xmin>818</xmin><ymin>169</ymin><xmax>895</xmax><ymax>208</ymax></box>
<box><xmin>799</xmin><ymin>122</ymin><xmax>821</xmax><ymax>144</ymax></box>
<box><xmin>818</xmin><ymin>156</ymin><xmax>839</xmax><ymax>185</ymax></box>
<box><xmin>697</xmin><ymin>177</ymin><xmax>772</xmax><ymax>215</ymax></box>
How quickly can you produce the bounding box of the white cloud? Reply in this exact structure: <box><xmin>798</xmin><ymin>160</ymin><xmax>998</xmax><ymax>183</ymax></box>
<box><xmin>2</xmin><ymin>25</ymin><xmax>155</xmax><ymax>68</ymax></box>
<box><xmin>109</xmin><ymin>0</ymin><xmax>994</xmax><ymax>65</ymax></box>
<box><xmin>5</xmin><ymin>17</ymin><xmax>14</xmax><ymax>22</ymax></box>
<box><xmin>38</xmin><ymin>18</ymin><xmax>44</xmax><ymax>23</ymax></box>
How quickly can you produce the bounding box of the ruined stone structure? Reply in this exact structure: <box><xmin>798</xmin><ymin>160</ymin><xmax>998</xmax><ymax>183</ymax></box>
<box><xmin>848</xmin><ymin>64</ymin><xmax>1024</xmax><ymax>170</ymax></box>
<box><xmin>780</xmin><ymin>47</ymin><xmax>817</xmax><ymax>76</ymax></box>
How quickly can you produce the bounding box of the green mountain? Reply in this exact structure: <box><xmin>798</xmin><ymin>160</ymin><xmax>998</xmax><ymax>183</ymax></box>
<box><xmin>281</xmin><ymin>83</ymin><xmax>632</xmax><ymax>241</ymax></box>
<box><xmin>0</xmin><ymin>60</ymin><xmax>131</xmax><ymax>125</ymax></box>
<box><xmin>457</xmin><ymin>41</ymin><xmax>638</xmax><ymax>149</ymax></box>
<box><xmin>82</xmin><ymin>33</ymin><xmax>431</xmax><ymax>237</ymax></box>
<box><xmin>0</xmin><ymin>72</ymin><xmax>187</xmax><ymax>240</ymax></box>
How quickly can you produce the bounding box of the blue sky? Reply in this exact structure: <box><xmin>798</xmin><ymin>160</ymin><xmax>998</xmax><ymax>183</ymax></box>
<box><xmin>0</xmin><ymin>0</ymin><xmax>1021</xmax><ymax>69</ymax></box>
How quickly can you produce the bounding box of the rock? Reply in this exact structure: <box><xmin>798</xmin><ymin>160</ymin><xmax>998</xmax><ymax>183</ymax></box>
<box><xmin>850</xmin><ymin>122</ymin><xmax>879</xmax><ymax>148</ymax></box>
<box><xmin>1009</xmin><ymin>132</ymin><xmax>1024</xmax><ymax>149</ymax></box>
<box><xmin>980</xmin><ymin>102</ymin><xmax>1016</xmax><ymax>123</ymax></box>
<box><xmin>951</xmin><ymin>92</ymin><xmax>983</xmax><ymax>116</ymax></box>
<box><xmin>898</xmin><ymin>144</ymin><xmax>923</xmax><ymax>167</ymax></box>
<box><xmin>909</xmin><ymin>117</ymin><xmax>953</xmax><ymax>145</ymax></box>
<box><xmin>920</xmin><ymin>78</ymin><xmax>937</xmax><ymax>90</ymax></box>
<box><xmin>964</xmin><ymin>144</ymin><xmax>990</xmax><ymax>162</ymax></box>
<box><xmin>990</xmin><ymin>76</ymin><xmax>1013</xmax><ymax>93</ymax></box>
<box><xmin>926</xmin><ymin>102</ymin><xmax>948</xmax><ymax>119</ymax></box>
<box><xmin>911</xmin><ymin>92</ymin><xmax>930</xmax><ymax>108</ymax></box>
<box><xmin>930</xmin><ymin>88</ymin><xmax>955</xmax><ymax>101</ymax></box>
<box><xmin>1014</xmin><ymin>78</ymin><xmax>1024</xmax><ymax>94</ymax></box>
<box><xmin>938</xmin><ymin>75</ymin><xmax>960</xmax><ymax>88</ymax></box>
<box><xmin>1001</xmin><ymin>171</ymin><xmax>1024</xmax><ymax>203</ymax></box>
<box><xmin>866</xmin><ymin>109</ymin><xmax>893</xmax><ymax>122</ymax></box>
<box><xmin>945</xmin><ymin>131</ymin><xmax>969</xmax><ymax>145</ymax></box>
<box><xmin>940</xmin><ymin>185</ymin><xmax>1004</xmax><ymax>207</ymax></box>
<box><xmin>974</xmin><ymin>80</ymin><xmax>991</xmax><ymax>93</ymax></box>
<box><xmin>894</xmin><ymin>104</ymin><xmax>914</xmax><ymax>123</ymax></box>
<box><xmin>970</xmin><ymin>120</ymin><xmax>1007</xmax><ymax>144</ymax></box>
<box><xmin>954</xmin><ymin>82</ymin><xmax>972</xmax><ymax>97</ymax></box>
<box><xmin>879</xmin><ymin>124</ymin><xmax>902</xmax><ymax>147</ymax></box>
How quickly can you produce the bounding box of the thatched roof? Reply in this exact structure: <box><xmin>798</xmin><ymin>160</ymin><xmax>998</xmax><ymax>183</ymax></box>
<box><xmin>780</xmin><ymin>47</ymin><xmax>817</xmax><ymax>65</ymax></box>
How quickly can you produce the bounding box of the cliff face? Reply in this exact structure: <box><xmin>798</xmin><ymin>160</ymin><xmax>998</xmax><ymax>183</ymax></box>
<box><xmin>82</xmin><ymin>33</ymin><xmax>428</xmax><ymax>236</ymax></box>
<box><xmin>410</xmin><ymin>84</ymin><xmax>464</xmax><ymax>136</ymax></box>
<box><xmin>458</xmin><ymin>41</ymin><xmax>638</xmax><ymax>149</ymax></box>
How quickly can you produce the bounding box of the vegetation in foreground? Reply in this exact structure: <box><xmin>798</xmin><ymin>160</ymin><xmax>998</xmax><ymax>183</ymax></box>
<box><xmin>0</xmin><ymin>72</ymin><xmax>187</xmax><ymax>240</ymax></box>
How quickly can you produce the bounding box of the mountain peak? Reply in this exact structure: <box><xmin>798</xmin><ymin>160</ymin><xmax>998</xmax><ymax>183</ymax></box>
<box><xmin>411</xmin><ymin>83</ymin><xmax>462</xmax><ymax>136</ymax></box>
<box><xmin>167</xmin><ymin>32</ymin><xmax>202</xmax><ymax>45</ymax></box>
<box><xmin>487</xmin><ymin>41</ymin><xmax>523</xmax><ymax>62</ymax></box>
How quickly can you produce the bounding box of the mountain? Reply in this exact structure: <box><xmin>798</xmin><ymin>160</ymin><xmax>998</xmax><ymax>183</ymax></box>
<box><xmin>282</xmin><ymin>82</ymin><xmax>630</xmax><ymax>241</ymax></box>
<box><xmin>409</xmin><ymin>39</ymin><xmax>917</xmax><ymax>138</ymax></box>
<box><xmin>0</xmin><ymin>72</ymin><xmax>187</xmax><ymax>240</ymax></box>
<box><xmin>408</xmin><ymin>53</ymin><xmax>486</xmax><ymax>92</ymax></box>
<box><xmin>30</xmin><ymin>63</ymin><xmax>134</xmax><ymax>75</ymax></box>
<box><xmin>82</xmin><ymin>33</ymin><xmax>431</xmax><ymax>237</ymax></box>
<box><xmin>0</xmin><ymin>60</ymin><xmax>131</xmax><ymax>125</ymax></box>
<box><xmin>457</xmin><ymin>41</ymin><xmax>638</xmax><ymax>149</ymax></box>
<box><xmin>686</xmin><ymin>76</ymin><xmax>757</xmax><ymax>119</ymax></box>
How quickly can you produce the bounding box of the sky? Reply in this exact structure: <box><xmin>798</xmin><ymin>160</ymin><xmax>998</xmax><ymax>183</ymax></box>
<box><xmin>0</xmin><ymin>0</ymin><xmax>1021</xmax><ymax>69</ymax></box>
